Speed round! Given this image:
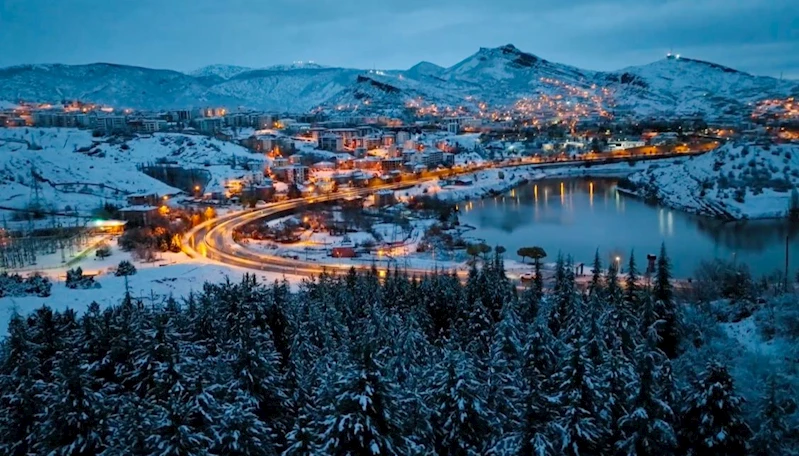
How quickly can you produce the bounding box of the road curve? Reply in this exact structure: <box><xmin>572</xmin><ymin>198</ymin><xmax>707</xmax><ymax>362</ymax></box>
<box><xmin>182</xmin><ymin>151</ymin><xmax>709</xmax><ymax>279</ymax></box>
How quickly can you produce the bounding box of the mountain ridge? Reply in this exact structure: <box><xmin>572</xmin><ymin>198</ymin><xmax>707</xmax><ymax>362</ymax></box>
<box><xmin>1</xmin><ymin>44</ymin><xmax>796</xmax><ymax>118</ymax></box>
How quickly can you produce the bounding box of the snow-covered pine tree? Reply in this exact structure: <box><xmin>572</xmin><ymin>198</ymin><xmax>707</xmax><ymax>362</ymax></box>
<box><xmin>319</xmin><ymin>347</ymin><xmax>405</xmax><ymax>455</ymax></box>
<box><xmin>227</xmin><ymin>325</ymin><xmax>287</xmax><ymax>440</ymax></box>
<box><xmin>553</xmin><ymin>324</ymin><xmax>606</xmax><ymax>456</ymax></box>
<box><xmin>428</xmin><ymin>349</ymin><xmax>492</xmax><ymax>455</ymax></box>
<box><xmin>589</xmin><ymin>249</ymin><xmax>605</xmax><ymax>299</ymax></box>
<box><xmin>750</xmin><ymin>374</ymin><xmax>797</xmax><ymax>456</ymax></box>
<box><xmin>548</xmin><ymin>255</ymin><xmax>576</xmax><ymax>339</ymax></box>
<box><xmin>625</xmin><ymin>250</ymin><xmax>640</xmax><ymax>308</ymax></box>
<box><xmin>0</xmin><ymin>313</ymin><xmax>42</xmax><ymax>456</ymax></box>
<box><xmin>115</xmin><ymin>260</ymin><xmax>137</xmax><ymax>277</ymax></box>
<box><xmin>144</xmin><ymin>386</ymin><xmax>213</xmax><ymax>456</ymax></box>
<box><xmin>653</xmin><ymin>243</ymin><xmax>680</xmax><ymax>359</ymax></box>
<box><xmin>678</xmin><ymin>362</ymin><xmax>752</xmax><ymax>455</ymax></box>
<box><xmin>31</xmin><ymin>346</ymin><xmax>107</xmax><ymax>455</ymax></box>
<box><xmin>487</xmin><ymin>301</ymin><xmax>526</xmax><ymax>438</ymax></box>
<box><xmin>211</xmin><ymin>391</ymin><xmax>276</xmax><ymax>456</ymax></box>
<box><xmin>617</xmin><ymin>331</ymin><xmax>677</xmax><ymax>456</ymax></box>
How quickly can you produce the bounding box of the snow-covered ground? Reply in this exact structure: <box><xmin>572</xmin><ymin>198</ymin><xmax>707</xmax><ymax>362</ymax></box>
<box><xmin>0</xmin><ymin>128</ymin><xmax>266</xmax><ymax>218</ymax></box>
<box><xmin>0</xmin><ymin>237</ymin><xmax>301</xmax><ymax>335</ymax></box>
<box><xmin>625</xmin><ymin>141</ymin><xmax>799</xmax><ymax>219</ymax></box>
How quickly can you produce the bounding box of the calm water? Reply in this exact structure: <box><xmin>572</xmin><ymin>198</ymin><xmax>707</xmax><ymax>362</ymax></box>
<box><xmin>457</xmin><ymin>178</ymin><xmax>799</xmax><ymax>278</ymax></box>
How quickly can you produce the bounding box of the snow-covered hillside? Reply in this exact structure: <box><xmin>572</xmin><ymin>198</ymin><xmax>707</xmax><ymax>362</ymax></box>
<box><xmin>624</xmin><ymin>141</ymin><xmax>799</xmax><ymax>219</ymax></box>
<box><xmin>0</xmin><ymin>128</ymin><xmax>265</xmax><ymax>217</ymax></box>
<box><xmin>0</xmin><ymin>45</ymin><xmax>796</xmax><ymax>116</ymax></box>
<box><xmin>190</xmin><ymin>64</ymin><xmax>255</xmax><ymax>80</ymax></box>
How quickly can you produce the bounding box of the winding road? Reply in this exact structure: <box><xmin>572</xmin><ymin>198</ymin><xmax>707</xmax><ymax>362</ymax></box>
<box><xmin>181</xmin><ymin>149</ymin><xmax>712</xmax><ymax>279</ymax></box>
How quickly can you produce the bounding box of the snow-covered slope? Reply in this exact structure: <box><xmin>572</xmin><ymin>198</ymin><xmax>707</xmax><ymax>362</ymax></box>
<box><xmin>1</xmin><ymin>46</ymin><xmax>796</xmax><ymax>117</ymax></box>
<box><xmin>606</xmin><ymin>56</ymin><xmax>796</xmax><ymax>119</ymax></box>
<box><xmin>624</xmin><ymin>141</ymin><xmax>799</xmax><ymax>219</ymax></box>
<box><xmin>0</xmin><ymin>128</ymin><xmax>265</xmax><ymax>216</ymax></box>
<box><xmin>190</xmin><ymin>64</ymin><xmax>255</xmax><ymax>80</ymax></box>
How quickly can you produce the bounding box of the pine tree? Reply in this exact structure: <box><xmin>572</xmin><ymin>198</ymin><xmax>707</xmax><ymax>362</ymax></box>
<box><xmin>617</xmin><ymin>339</ymin><xmax>677</xmax><ymax>456</ymax></box>
<box><xmin>0</xmin><ymin>313</ymin><xmax>41</xmax><ymax>456</ymax></box>
<box><xmin>428</xmin><ymin>350</ymin><xmax>492</xmax><ymax>455</ymax></box>
<box><xmin>487</xmin><ymin>302</ymin><xmax>525</xmax><ymax>437</ymax></box>
<box><xmin>679</xmin><ymin>362</ymin><xmax>752</xmax><ymax>456</ymax></box>
<box><xmin>553</xmin><ymin>329</ymin><xmax>605</xmax><ymax>456</ymax></box>
<box><xmin>32</xmin><ymin>347</ymin><xmax>108</xmax><ymax>455</ymax></box>
<box><xmin>115</xmin><ymin>260</ymin><xmax>137</xmax><ymax>277</ymax></box>
<box><xmin>548</xmin><ymin>255</ymin><xmax>576</xmax><ymax>338</ymax></box>
<box><xmin>606</xmin><ymin>259</ymin><xmax>623</xmax><ymax>307</ymax></box>
<box><xmin>319</xmin><ymin>348</ymin><xmax>404</xmax><ymax>455</ymax></box>
<box><xmin>750</xmin><ymin>374</ymin><xmax>797</xmax><ymax>456</ymax></box>
<box><xmin>652</xmin><ymin>244</ymin><xmax>680</xmax><ymax>358</ymax></box>
<box><xmin>212</xmin><ymin>392</ymin><xmax>276</xmax><ymax>456</ymax></box>
<box><xmin>227</xmin><ymin>326</ymin><xmax>287</xmax><ymax>440</ymax></box>
<box><xmin>589</xmin><ymin>249</ymin><xmax>605</xmax><ymax>299</ymax></box>
<box><xmin>625</xmin><ymin>250</ymin><xmax>640</xmax><ymax>308</ymax></box>
<box><xmin>145</xmin><ymin>387</ymin><xmax>213</xmax><ymax>456</ymax></box>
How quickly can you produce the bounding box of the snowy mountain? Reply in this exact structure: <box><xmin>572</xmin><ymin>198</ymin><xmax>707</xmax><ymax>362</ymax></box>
<box><xmin>190</xmin><ymin>64</ymin><xmax>255</xmax><ymax>80</ymax></box>
<box><xmin>1</xmin><ymin>45</ymin><xmax>796</xmax><ymax>117</ymax></box>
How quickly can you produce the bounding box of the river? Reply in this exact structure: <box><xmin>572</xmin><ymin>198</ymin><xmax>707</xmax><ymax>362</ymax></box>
<box><xmin>457</xmin><ymin>178</ymin><xmax>799</xmax><ymax>278</ymax></box>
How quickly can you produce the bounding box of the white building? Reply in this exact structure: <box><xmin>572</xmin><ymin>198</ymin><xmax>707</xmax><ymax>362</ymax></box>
<box><xmin>606</xmin><ymin>140</ymin><xmax>645</xmax><ymax>151</ymax></box>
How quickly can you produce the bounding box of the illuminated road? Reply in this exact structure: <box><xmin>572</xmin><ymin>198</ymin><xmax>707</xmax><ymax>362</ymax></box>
<box><xmin>182</xmin><ymin>149</ymin><xmax>714</xmax><ymax>279</ymax></box>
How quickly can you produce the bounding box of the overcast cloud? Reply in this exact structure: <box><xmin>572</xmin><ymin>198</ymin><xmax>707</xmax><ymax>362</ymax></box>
<box><xmin>0</xmin><ymin>0</ymin><xmax>796</xmax><ymax>78</ymax></box>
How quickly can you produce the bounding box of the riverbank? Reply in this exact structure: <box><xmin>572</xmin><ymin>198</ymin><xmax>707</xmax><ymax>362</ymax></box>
<box><xmin>395</xmin><ymin>158</ymin><xmax>683</xmax><ymax>204</ymax></box>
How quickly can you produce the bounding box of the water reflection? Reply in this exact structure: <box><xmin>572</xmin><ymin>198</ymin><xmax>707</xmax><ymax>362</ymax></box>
<box><xmin>458</xmin><ymin>178</ymin><xmax>799</xmax><ymax>277</ymax></box>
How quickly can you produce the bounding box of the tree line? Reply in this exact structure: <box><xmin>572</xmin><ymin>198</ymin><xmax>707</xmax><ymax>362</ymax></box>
<box><xmin>0</xmin><ymin>245</ymin><xmax>795</xmax><ymax>455</ymax></box>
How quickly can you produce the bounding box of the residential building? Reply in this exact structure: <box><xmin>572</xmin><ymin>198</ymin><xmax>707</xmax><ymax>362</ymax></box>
<box><xmin>443</xmin><ymin>153</ymin><xmax>455</xmax><ymax>166</ymax></box>
<box><xmin>422</xmin><ymin>149</ymin><xmax>444</xmax><ymax>167</ymax></box>
<box><xmin>272</xmin><ymin>165</ymin><xmax>308</xmax><ymax>184</ymax></box>
<box><xmin>319</xmin><ymin>134</ymin><xmax>344</xmax><ymax>152</ymax></box>
<box><xmin>142</xmin><ymin>119</ymin><xmax>168</xmax><ymax>133</ymax></box>
<box><xmin>396</xmin><ymin>131</ymin><xmax>410</xmax><ymax>144</ymax></box>
<box><xmin>374</xmin><ymin>190</ymin><xmax>396</xmax><ymax>207</ymax></box>
<box><xmin>194</xmin><ymin>117</ymin><xmax>223</xmax><ymax>134</ymax></box>
<box><xmin>364</xmin><ymin>135</ymin><xmax>382</xmax><ymax>150</ymax></box>
<box><xmin>381</xmin><ymin>158</ymin><xmax>404</xmax><ymax>173</ymax></box>
<box><xmin>354</xmin><ymin>158</ymin><xmax>382</xmax><ymax>171</ymax></box>
<box><xmin>91</xmin><ymin>114</ymin><xmax>128</xmax><ymax>133</ymax></box>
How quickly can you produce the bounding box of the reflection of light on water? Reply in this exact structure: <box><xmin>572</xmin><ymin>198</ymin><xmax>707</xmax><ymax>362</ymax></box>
<box><xmin>534</xmin><ymin>185</ymin><xmax>538</xmax><ymax>202</ymax></box>
<box><xmin>667</xmin><ymin>211</ymin><xmax>674</xmax><ymax>236</ymax></box>
<box><xmin>658</xmin><ymin>208</ymin><xmax>665</xmax><ymax>235</ymax></box>
<box><xmin>615</xmin><ymin>189</ymin><xmax>621</xmax><ymax>211</ymax></box>
<box><xmin>589</xmin><ymin>182</ymin><xmax>594</xmax><ymax>208</ymax></box>
<box><xmin>560</xmin><ymin>182</ymin><xmax>565</xmax><ymax>205</ymax></box>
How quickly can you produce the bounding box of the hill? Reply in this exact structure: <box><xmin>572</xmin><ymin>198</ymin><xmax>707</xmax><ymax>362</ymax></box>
<box><xmin>622</xmin><ymin>140</ymin><xmax>799</xmax><ymax>219</ymax></box>
<box><xmin>0</xmin><ymin>128</ymin><xmax>265</xmax><ymax>219</ymax></box>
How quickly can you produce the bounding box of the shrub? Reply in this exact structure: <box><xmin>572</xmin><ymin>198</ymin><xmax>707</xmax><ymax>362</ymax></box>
<box><xmin>694</xmin><ymin>259</ymin><xmax>755</xmax><ymax>303</ymax></box>
<box><xmin>65</xmin><ymin>267</ymin><xmax>97</xmax><ymax>290</ymax></box>
<box><xmin>115</xmin><ymin>260</ymin><xmax>137</xmax><ymax>277</ymax></box>
<box><xmin>0</xmin><ymin>273</ymin><xmax>51</xmax><ymax>298</ymax></box>
<box><xmin>95</xmin><ymin>244</ymin><xmax>111</xmax><ymax>259</ymax></box>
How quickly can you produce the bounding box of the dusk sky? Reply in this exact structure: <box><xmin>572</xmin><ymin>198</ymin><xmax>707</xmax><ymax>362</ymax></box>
<box><xmin>1</xmin><ymin>0</ymin><xmax>797</xmax><ymax>78</ymax></box>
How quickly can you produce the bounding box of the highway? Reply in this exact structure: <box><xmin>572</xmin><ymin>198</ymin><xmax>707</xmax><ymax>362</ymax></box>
<box><xmin>182</xmin><ymin>148</ymin><xmax>713</xmax><ymax>279</ymax></box>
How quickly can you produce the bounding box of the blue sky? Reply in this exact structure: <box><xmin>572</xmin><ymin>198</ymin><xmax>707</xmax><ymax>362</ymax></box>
<box><xmin>1</xmin><ymin>0</ymin><xmax>797</xmax><ymax>78</ymax></box>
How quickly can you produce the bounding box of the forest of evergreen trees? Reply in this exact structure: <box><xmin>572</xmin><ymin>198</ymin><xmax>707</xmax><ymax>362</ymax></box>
<box><xmin>0</xmin><ymin>246</ymin><xmax>797</xmax><ymax>455</ymax></box>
